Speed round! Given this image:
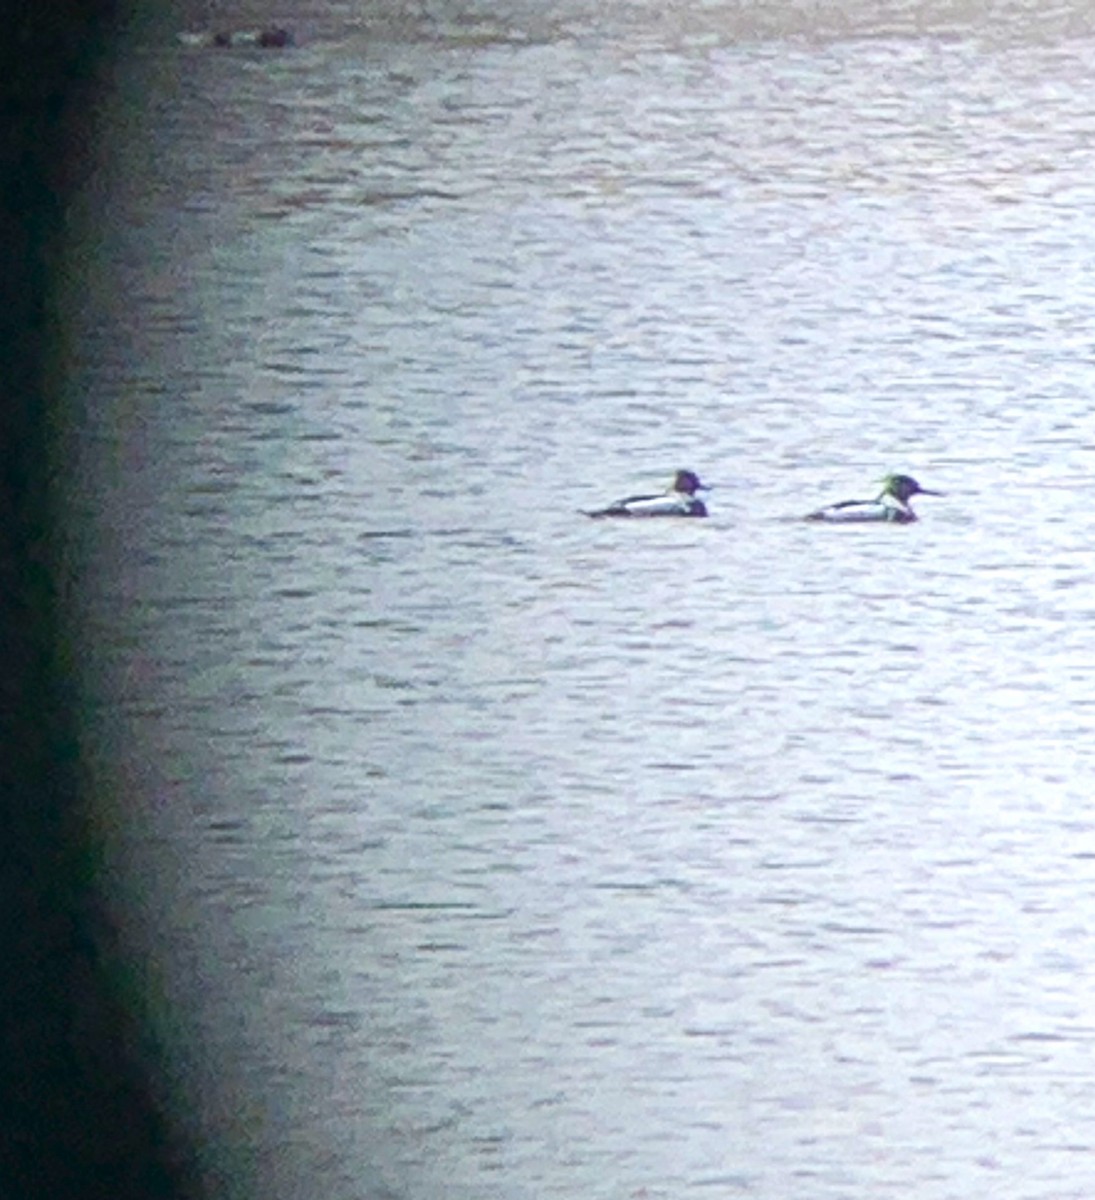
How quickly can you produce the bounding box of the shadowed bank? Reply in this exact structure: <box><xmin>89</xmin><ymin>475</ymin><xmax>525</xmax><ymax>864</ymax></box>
<box><xmin>0</xmin><ymin>1</ymin><xmax>197</xmax><ymax>1196</ymax></box>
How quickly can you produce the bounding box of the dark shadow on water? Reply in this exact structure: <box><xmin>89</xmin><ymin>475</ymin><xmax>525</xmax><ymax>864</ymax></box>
<box><xmin>0</xmin><ymin>1</ymin><xmax>199</xmax><ymax>1196</ymax></box>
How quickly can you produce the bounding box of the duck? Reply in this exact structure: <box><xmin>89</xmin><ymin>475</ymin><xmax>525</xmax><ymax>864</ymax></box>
<box><xmin>805</xmin><ymin>473</ymin><xmax>942</xmax><ymax>524</ymax></box>
<box><xmin>583</xmin><ymin>469</ymin><xmax>710</xmax><ymax>518</ymax></box>
<box><xmin>178</xmin><ymin>27</ymin><xmax>293</xmax><ymax>48</ymax></box>
<box><xmin>222</xmin><ymin>27</ymin><xmax>292</xmax><ymax>48</ymax></box>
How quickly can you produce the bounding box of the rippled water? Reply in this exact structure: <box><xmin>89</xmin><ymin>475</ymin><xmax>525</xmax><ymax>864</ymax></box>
<box><xmin>61</xmin><ymin>3</ymin><xmax>1095</xmax><ymax>1197</ymax></box>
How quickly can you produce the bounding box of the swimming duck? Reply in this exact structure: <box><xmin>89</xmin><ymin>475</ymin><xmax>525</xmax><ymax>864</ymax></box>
<box><xmin>584</xmin><ymin>469</ymin><xmax>710</xmax><ymax>518</ymax></box>
<box><xmin>805</xmin><ymin>473</ymin><xmax>942</xmax><ymax>524</ymax></box>
<box><xmin>178</xmin><ymin>27</ymin><xmax>293</xmax><ymax>48</ymax></box>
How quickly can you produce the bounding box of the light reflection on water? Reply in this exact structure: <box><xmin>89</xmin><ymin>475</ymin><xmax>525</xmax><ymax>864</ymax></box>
<box><xmin>65</xmin><ymin>4</ymin><xmax>1095</xmax><ymax>1197</ymax></box>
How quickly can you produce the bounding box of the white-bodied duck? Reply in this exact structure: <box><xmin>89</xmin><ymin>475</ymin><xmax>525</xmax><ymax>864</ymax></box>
<box><xmin>805</xmin><ymin>473</ymin><xmax>942</xmax><ymax>524</ymax></box>
<box><xmin>584</xmin><ymin>469</ymin><xmax>710</xmax><ymax>518</ymax></box>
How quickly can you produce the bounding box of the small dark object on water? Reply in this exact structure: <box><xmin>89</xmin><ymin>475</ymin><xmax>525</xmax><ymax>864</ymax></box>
<box><xmin>216</xmin><ymin>27</ymin><xmax>292</xmax><ymax>48</ymax></box>
<box><xmin>186</xmin><ymin>27</ymin><xmax>293</xmax><ymax>48</ymax></box>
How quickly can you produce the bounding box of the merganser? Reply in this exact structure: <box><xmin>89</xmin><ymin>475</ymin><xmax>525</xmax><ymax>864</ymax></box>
<box><xmin>584</xmin><ymin>469</ymin><xmax>710</xmax><ymax>518</ymax></box>
<box><xmin>805</xmin><ymin>473</ymin><xmax>943</xmax><ymax>524</ymax></box>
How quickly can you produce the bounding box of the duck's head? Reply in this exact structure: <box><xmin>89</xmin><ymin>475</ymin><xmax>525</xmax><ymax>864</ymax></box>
<box><xmin>673</xmin><ymin>469</ymin><xmax>708</xmax><ymax>495</ymax></box>
<box><xmin>878</xmin><ymin>473</ymin><xmax>942</xmax><ymax>504</ymax></box>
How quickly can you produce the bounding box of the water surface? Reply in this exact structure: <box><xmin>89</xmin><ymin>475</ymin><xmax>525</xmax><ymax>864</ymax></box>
<box><xmin>62</xmin><ymin>3</ymin><xmax>1095</xmax><ymax>1196</ymax></box>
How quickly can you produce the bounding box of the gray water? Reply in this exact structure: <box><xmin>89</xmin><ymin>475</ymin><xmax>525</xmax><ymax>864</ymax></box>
<box><xmin>62</xmin><ymin>2</ymin><xmax>1095</xmax><ymax>1197</ymax></box>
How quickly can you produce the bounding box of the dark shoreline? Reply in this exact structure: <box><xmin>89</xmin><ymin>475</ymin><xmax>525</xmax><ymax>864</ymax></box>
<box><xmin>0</xmin><ymin>2</ymin><xmax>197</xmax><ymax>1196</ymax></box>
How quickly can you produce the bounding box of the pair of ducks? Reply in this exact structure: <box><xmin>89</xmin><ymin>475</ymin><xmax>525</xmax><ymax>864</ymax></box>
<box><xmin>584</xmin><ymin>470</ymin><xmax>943</xmax><ymax>523</ymax></box>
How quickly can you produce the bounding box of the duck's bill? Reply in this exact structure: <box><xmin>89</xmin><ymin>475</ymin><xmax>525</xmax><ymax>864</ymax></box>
<box><xmin>919</xmin><ymin>488</ymin><xmax>944</xmax><ymax>496</ymax></box>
